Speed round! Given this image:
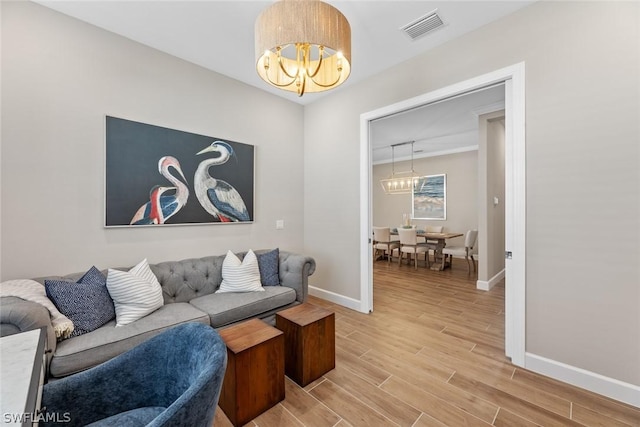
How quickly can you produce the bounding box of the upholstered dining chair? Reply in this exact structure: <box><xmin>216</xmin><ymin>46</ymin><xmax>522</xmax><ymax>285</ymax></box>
<box><xmin>373</xmin><ymin>226</ymin><xmax>400</xmax><ymax>263</ymax></box>
<box><xmin>422</xmin><ymin>225</ymin><xmax>444</xmax><ymax>262</ymax></box>
<box><xmin>442</xmin><ymin>229</ymin><xmax>479</xmax><ymax>274</ymax></box>
<box><xmin>41</xmin><ymin>322</ymin><xmax>227</xmax><ymax>427</ymax></box>
<box><xmin>397</xmin><ymin>228</ymin><xmax>430</xmax><ymax>269</ymax></box>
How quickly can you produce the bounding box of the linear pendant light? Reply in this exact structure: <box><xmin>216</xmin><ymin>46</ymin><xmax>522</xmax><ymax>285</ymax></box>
<box><xmin>380</xmin><ymin>141</ymin><xmax>420</xmax><ymax>195</ymax></box>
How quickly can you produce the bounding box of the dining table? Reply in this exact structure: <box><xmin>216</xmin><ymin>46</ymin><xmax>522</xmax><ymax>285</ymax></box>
<box><xmin>391</xmin><ymin>230</ymin><xmax>463</xmax><ymax>271</ymax></box>
<box><xmin>417</xmin><ymin>232</ymin><xmax>463</xmax><ymax>270</ymax></box>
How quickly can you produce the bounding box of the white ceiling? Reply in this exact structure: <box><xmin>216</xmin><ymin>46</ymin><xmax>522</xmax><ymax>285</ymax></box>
<box><xmin>370</xmin><ymin>83</ymin><xmax>505</xmax><ymax>163</ymax></box>
<box><xmin>35</xmin><ymin>0</ymin><xmax>533</xmax><ymax>106</ymax></box>
<box><xmin>34</xmin><ymin>1</ymin><xmax>523</xmax><ymax>161</ymax></box>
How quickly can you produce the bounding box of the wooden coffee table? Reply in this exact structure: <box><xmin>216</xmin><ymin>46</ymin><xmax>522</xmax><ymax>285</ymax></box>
<box><xmin>218</xmin><ymin>318</ymin><xmax>284</xmax><ymax>427</ymax></box>
<box><xmin>276</xmin><ymin>303</ymin><xmax>335</xmax><ymax>386</ymax></box>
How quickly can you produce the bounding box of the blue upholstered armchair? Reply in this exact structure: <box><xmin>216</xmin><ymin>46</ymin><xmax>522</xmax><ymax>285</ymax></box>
<box><xmin>41</xmin><ymin>322</ymin><xmax>227</xmax><ymax>427</ymax></box>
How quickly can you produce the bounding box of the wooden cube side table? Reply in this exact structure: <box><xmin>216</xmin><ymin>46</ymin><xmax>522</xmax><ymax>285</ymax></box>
<box><xmin>218</xmin><ymin>318</ymin><xmax>284</xmax><ymax>427</ymax></box>
<box><xmin>276</xmin><ymin>303</ymin><xmax>335</xmax><ymax>386</ymax></box>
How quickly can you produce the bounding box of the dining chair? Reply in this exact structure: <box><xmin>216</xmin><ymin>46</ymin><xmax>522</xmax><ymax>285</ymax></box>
<box><xmin>442</xmin><ymin>229</ymin><xmax>478</xmax><ymax>274</ymax></box>
<box><xmin>397</xmin><ymin>228</ymin><xmax>429</xmax><ymax>269</ymax></box>
<box><xmin>423</xmin><ymin>225</ymin><xmax>444</xmax><ymax>262</ymax></box>
<box><xmin>372</xmin><ymin>227</ymin><xmax>400</xmax><ymax>263</ymax></box>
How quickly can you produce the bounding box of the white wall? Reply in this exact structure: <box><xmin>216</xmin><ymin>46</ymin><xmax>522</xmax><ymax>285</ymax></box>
<box><xmin>304</xmin><ymin>1</ymin><xmax>639</xmax><ymax>388</ymax></box>
<box><xmin>1</xmin><ymin>2</ymin><xmax>305</xmax><ymax>279</ymax></box>
<box><xmin>372</xmin><ymin>152</ymin><xmax>478</xmax><ymax>246</ymax></box>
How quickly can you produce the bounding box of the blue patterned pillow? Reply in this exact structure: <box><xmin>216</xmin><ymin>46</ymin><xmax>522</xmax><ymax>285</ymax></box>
<box><xmin>256</xmin><ymin>248</ymin><xmax>280</xmax><ymax>286</ymax></box>
<box><xmin>45</xmin><ymin>266</ymin><xmax>116</xmax><ymax>337</ymax></box>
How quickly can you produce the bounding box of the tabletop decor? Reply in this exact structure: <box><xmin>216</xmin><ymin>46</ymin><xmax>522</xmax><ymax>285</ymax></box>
<box><xmin>412</xmin><ymin>173</ymin><xmax>446</xmax><ymax>220</ymax></box>
<box><xmin>105</xmin><ymin>116</ymin><xmax>254</xmax><ymax>227</ymax></box>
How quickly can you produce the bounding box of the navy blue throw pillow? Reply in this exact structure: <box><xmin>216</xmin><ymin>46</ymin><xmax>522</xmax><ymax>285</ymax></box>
<box><xmin>256</xmin><ymin>248</ymin><xmax>280</xmax><ymax>286</ymax></box>
<box><xmin>45</xmin><ymin>266</ymin><xmax>116</xmax><ymax>337</ymax></box>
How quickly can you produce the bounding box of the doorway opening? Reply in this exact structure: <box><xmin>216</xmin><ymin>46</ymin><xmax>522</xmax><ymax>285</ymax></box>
<box><xmin>359</xmin><ymin>63</ymin><xmax>526</xmax><ymax>366</ymax></box>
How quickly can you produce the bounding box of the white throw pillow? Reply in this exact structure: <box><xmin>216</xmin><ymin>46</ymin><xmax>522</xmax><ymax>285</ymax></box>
<box><xmin>217</xmin><ymin>250</ymin><xmax>264</xmax><ymax>293</ymax></box>
<box><xmin>106</xmin><ymin>258</ymin><xmax>164</xmax><ymax>326</ymax></box>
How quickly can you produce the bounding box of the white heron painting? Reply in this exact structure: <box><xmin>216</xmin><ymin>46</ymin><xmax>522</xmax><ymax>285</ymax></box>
<box><xmin>194</xmin><ymin>141</ymin><xmax>250</xmax><ymax>222</ymax></box>
<box><xmin>105</xmin><ymin>116</ymin><xmax>254</xmax><ymax>227</ymax></box>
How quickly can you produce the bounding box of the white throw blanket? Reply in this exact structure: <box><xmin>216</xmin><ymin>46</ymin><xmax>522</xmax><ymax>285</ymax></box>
<box><xmin>0</xmin><ymin>279</ymin><xmax>74</xmax><ymax>339</ymax></box>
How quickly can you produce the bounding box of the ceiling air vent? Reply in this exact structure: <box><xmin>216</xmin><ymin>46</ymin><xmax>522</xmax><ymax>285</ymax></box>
<box><xmin>401</xmin><ymin>9</ymin><xmax>444</xmax><ymax>41</ymax></box>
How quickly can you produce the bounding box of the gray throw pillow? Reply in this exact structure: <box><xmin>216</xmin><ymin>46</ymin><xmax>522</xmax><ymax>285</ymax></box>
<box><xmin>256</xmin><ymin>248</ymin><xmax>280</xmax><ymax>286</ymax></box>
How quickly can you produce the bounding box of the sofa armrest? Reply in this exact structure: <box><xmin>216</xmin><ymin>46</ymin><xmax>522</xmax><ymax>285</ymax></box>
<box><xmin>0</xmin><ymin>297</ymin><xmax>57</xmax><ymax>368</ymax></box>
<box><xmin>278</xmin><ymin>251</ymin><xmax>316</xmax><ymax>303</ymax></box>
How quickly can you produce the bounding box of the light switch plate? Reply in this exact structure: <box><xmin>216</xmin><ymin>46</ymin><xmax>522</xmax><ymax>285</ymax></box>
<box><xmin>276</xmin><ymin>220</ymin><xmax>284</xmax><ymax>230</ymax></box>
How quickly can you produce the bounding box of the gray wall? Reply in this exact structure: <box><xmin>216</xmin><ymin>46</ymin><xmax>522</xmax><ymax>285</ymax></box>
<box><xmin>1</xmin><ymin>1</ymin><xmax>305</xmax><ymax>279</ymax></box>
<box><xmin>486</xmin><ymin>118</ymin><xmax>505</xmax><ymax>279</ymax></box>
<box><xmin>304</xmin><ymin>1</ymin><xmax>639</xmax><ymax>385</ymax></box>
<box><xmin>478</xmin><ymin>112</ymin><xmax>506</xmax><ymax>282</ymax></box>
<box><xmin>372</xmin><ymin>152</ymin><xmax>478</xmax><ymax>246</ymax></box>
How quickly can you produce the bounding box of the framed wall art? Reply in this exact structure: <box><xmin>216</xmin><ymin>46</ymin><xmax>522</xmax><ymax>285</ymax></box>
<box><xmin>412</xmin><ymin>174</ymin><xmax>446</xmax><ymax>220</ymax></box>
<box><xmin>105</xmin><ymin>116</ymin><xmax>254</xmax><ymax>227</ymax></box>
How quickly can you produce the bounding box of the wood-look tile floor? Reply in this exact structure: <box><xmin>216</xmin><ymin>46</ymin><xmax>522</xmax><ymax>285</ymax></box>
<box><xmin>214</xmin><ymin>259</ymin><xmax>640</xmax><ymax>427</ymax></box>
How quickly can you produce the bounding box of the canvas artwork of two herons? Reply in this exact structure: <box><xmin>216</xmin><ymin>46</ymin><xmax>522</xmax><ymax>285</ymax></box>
<box><xmin>130</xmin><ymin>141</ymin><xmax>250</xmax><ymax>225</ymax></box>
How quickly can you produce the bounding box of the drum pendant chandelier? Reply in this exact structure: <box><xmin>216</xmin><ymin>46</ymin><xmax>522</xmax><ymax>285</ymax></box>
<box><xmin>255</xmin><ymin>0</ymin><xmax>351</xmax><ymax>97</ymax></box>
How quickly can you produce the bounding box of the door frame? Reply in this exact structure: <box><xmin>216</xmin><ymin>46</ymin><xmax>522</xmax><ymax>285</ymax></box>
<box><xmin>359</xmin><ymin>62</ymin><xmax>526</xmax><ymax>366</ymax></box>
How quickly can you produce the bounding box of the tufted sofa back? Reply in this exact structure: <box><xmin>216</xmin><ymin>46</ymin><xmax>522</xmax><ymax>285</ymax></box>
<box><xmin>151</xmin><ymin>256</ymin><xmax>223</xmax><ymax>304</ymax></box>
<box><xmin>34</xmin><ymin>249</ymin><xmax>315</xmax><ymax>306</ymax></box>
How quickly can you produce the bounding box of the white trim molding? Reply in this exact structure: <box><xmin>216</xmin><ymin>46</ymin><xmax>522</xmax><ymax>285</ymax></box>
<box><xmin>359</xmin><ymin>113</ymin><xmax>374</xmax><ymax>313</ymax></box>
<box><xmin>477</xmin><ymin>268</ymin><xmax>505</xmax><ymax>291</ymax></box>
<box><xmin>308</xmin><ymin>286</ymin><xmax>363</xmax><ymax>313</ymax></box>
<box><xmin>503</xmin><ymin>63</ymin><xmax>526</xmax><ymax>366</ymax></box>
<box><xmin>525</xmin><ymin>353</ymin><xmax>640</xmax><ymax>408</ymax></box>
<box><xmin>472</xmin><ymin>101</ymin><xmax>506</xmax><ymax>117</ymax></box>
<box><xmin>373</xmin><ymin>145</ymin><xmax>479</xmax><ymax>166</ymax></box>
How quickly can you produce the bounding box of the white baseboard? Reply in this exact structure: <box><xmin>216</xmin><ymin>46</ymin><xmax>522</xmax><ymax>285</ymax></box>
<box><xmin>525</xmin><ymin>353</ymin><xmax>640</xmax><ymax>408</ymax></box>
<box><xmin>308</xmin><ymin>286</ymin><xmax>365</xmax><ymax>313</ymax></box>
<box><xmin>477</xmin><ymin>268</ymin><xmax>505</xmax><ymax>291</ymax></box>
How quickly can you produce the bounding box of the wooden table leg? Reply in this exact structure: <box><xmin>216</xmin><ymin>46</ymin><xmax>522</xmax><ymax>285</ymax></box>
<box><xmin>430</xmin><ymin>240</ymin><xmax>447</xmax><ymax>271</ymax></box>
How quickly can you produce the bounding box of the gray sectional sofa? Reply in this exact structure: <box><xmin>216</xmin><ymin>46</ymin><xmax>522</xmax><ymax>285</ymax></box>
<box><xmin>0</xmin><ymin>249</ymin><xmax>315</xmax><ymax>379</ymax></box>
